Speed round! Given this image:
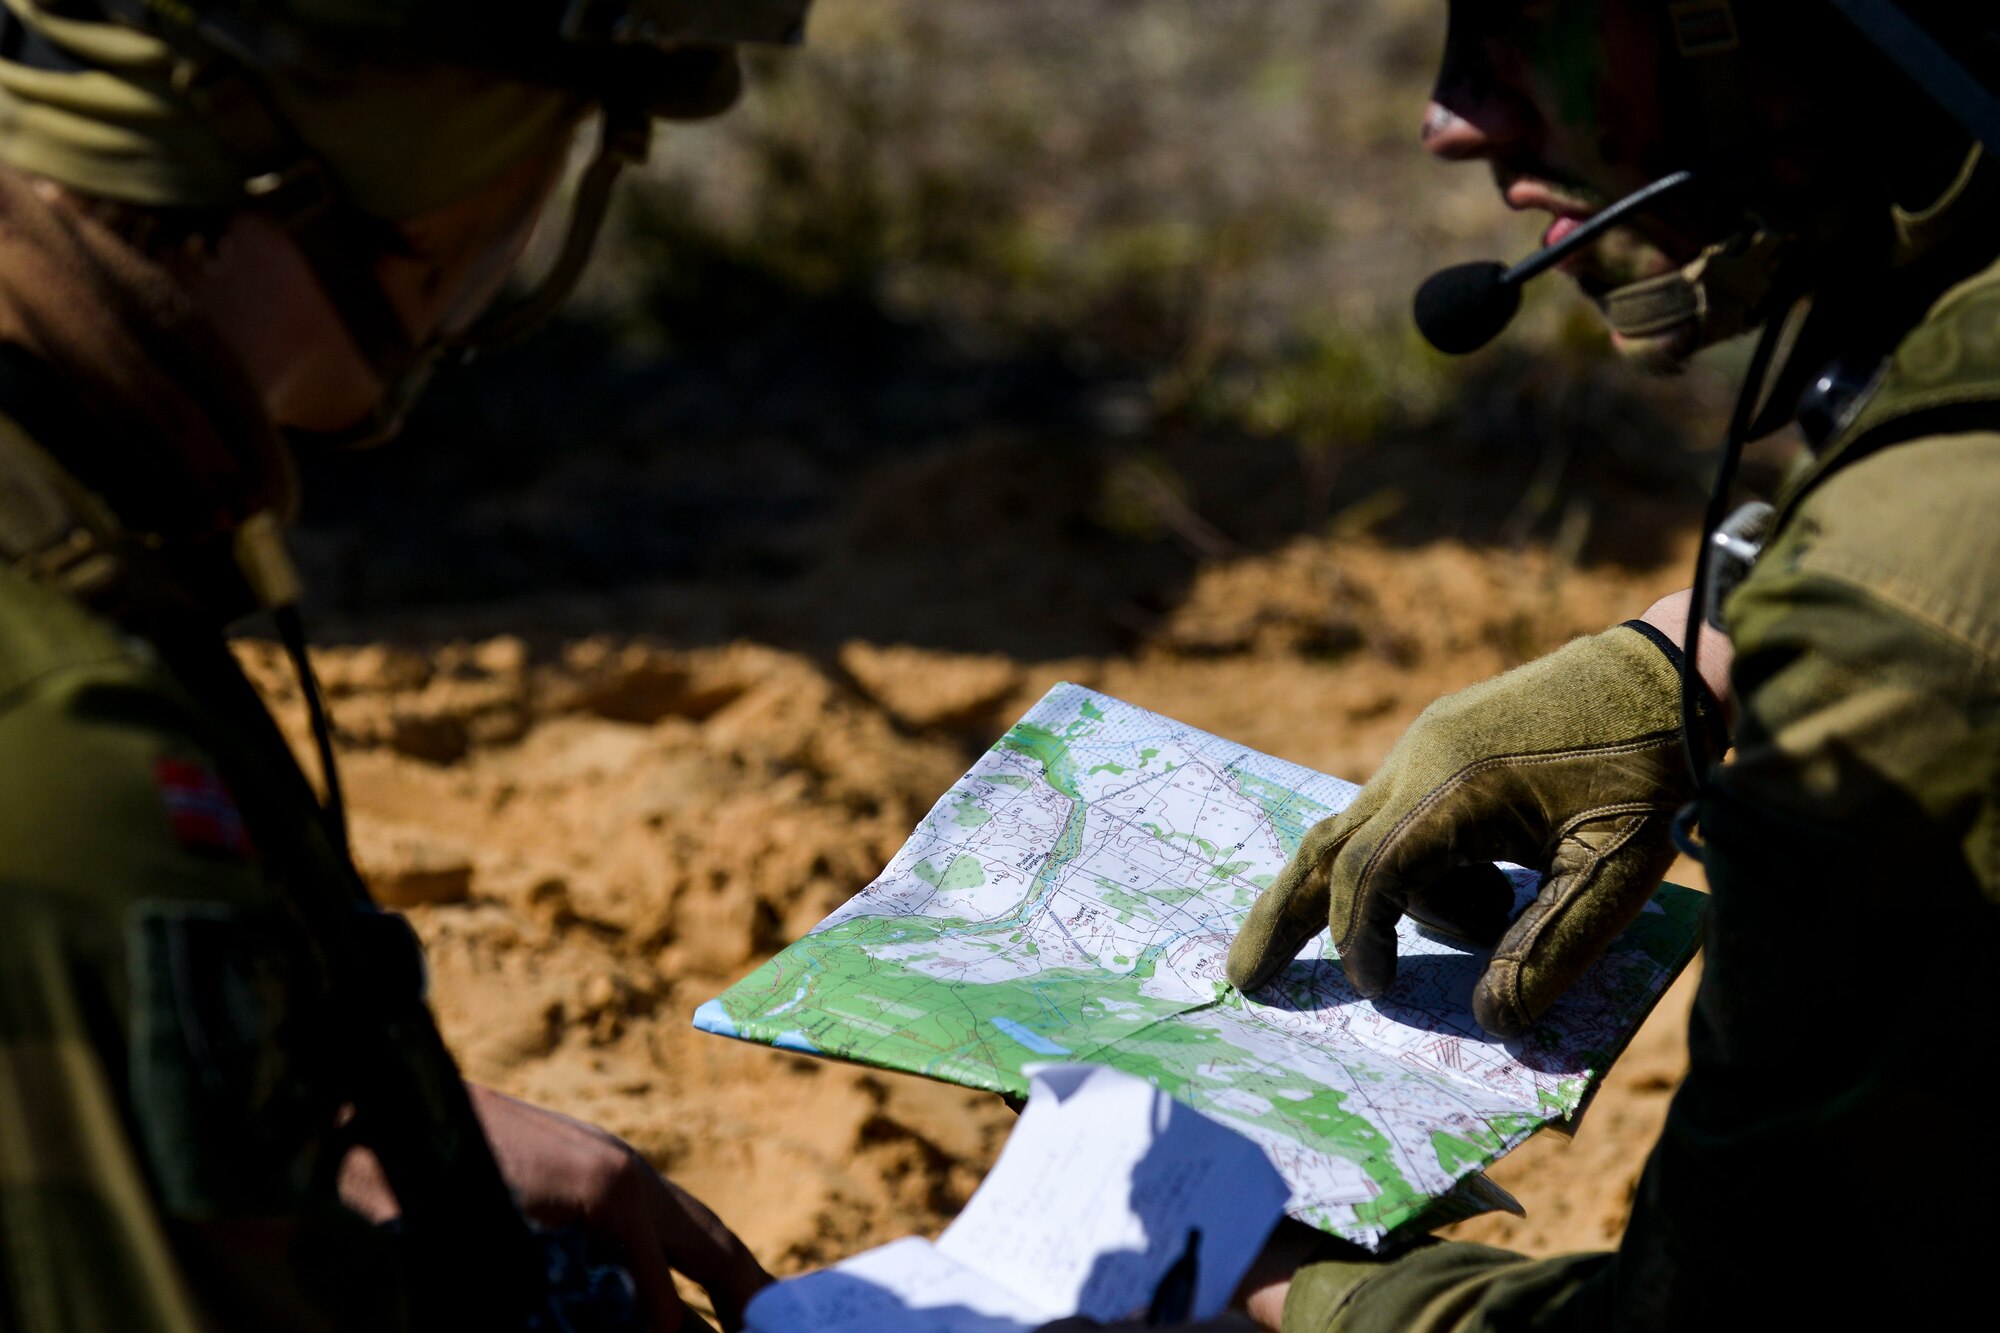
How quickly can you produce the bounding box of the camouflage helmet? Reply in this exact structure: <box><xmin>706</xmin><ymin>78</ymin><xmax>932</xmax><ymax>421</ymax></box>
<box><xmin>0</xmin><ymin>0</ymin><xmax>814</xmax><ymax>444</ymax></box>
<box><xmin>102</xmin><ymin>0</ymin><xmax>814</xmax><ymax>122</ymax></box>
<box><xmin>1655</xmin><ymin>0</ymin><xmax>2000</xmax><ymax>349</ymax></box>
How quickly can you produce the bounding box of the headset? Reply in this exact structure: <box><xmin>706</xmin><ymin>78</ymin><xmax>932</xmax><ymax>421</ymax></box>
<box><xmin>1410</xmin><ymin>0</ymin><xmax>2000</xmax><ymax>808</ymax></box>
<box><xmin>1416</xmin><ymin>2</ymin><xmax>2000</xmax><ymax>359</ymax></box>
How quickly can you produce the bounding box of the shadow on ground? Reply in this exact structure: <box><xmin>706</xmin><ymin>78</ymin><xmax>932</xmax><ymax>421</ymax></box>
<box><xmin>293</xmin><ymin>303</ymin><xmax>1759</xmax><ymax>663</ymax></box>
<box><xmin>287</xmin><ymin>0</ymin><xmax>1785</xmax><ymax>661</ymax></box>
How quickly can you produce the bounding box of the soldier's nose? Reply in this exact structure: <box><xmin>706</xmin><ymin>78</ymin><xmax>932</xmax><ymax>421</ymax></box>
<box><xmin>1422</xmin><ymin>100</ymin><xmax>1492</xmax><ymax>161</ymax></box>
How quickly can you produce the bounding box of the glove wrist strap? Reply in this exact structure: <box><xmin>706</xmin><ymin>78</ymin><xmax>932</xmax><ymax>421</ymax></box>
<box><xmin>1620</xmin><ymin>618</ymin><xmax>1730</xmax><ymax>759</ymax></box>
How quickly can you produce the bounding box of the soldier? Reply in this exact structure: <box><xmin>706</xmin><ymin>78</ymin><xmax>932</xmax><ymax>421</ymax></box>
<box><xmin>0</xmin><ymin>2</ymin><xmax>808</xmax><ymax>1329</ymax></box>
<box><xmin>1217</xmin><ymin>1</ymin><xmax>2000</xmax><ymax>1329</ymax></box>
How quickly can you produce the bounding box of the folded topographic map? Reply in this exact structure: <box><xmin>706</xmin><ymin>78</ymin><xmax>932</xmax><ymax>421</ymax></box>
<box><xmin>697</xmin><ymin>683</ymin><xmax>1702</xmax><ymax>1247</ymax></box>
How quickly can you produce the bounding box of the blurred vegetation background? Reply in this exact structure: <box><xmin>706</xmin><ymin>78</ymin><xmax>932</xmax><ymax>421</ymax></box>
<box><xmin>295</xmin><ymin>0</ymin><xmax>1743</xmax><ymax>650</ymax></box>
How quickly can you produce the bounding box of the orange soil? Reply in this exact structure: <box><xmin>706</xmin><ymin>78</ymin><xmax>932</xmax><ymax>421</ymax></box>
<box><xmin>242</xmin><ymin>527</ymin><xmax>1705</xmax><ymax>1295</ymax></box>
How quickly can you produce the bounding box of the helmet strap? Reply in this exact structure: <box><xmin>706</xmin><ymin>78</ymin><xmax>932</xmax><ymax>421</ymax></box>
<box><xmin>164</xmin><ymin>51</ymin><xmax>431</xmax><ymax>383</ymax></box>
<box><xmin>1668</xmin><ymin>2</ymin><xmax>1761</xmax><ymax>196</ymax></box>
<box><xmin>1827</xmin><ymin>0</ymin><xmax>2000</xmax><ymax>158</ymax></box>
<box><xmin>168</xmin><ymin>37</ymin><xmax>650</xmax><ymax>449</ymax></box>
<box><xmin>286</xmin><ymin>106</ymin><xmax>656</xmax><ymax>450</ymax></box>
<box><xmin>456</xmin><ymin>106</ymin><xmax>653</xmax><ymax>352</ymax></box>
<box><xmin>1600</xmin><ymin>226</ymin><xmax>1790</xmax><ymax>346</ymax></box>
<box><xmin>1586</xmin><ymin>4</ymin><xmax>1791</xmax><ymax>357</ymax></box>
<box><xmin>151</xmin><ymin>22</ymin><xmax>577</xmax><ymax>451</ymax></box>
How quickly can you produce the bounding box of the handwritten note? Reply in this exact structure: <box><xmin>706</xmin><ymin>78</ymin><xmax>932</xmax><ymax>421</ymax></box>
<box><xmin>744</xmin><ymin>1065</ymin><xmax>1291</xmax><ymax>1333</ymax></box>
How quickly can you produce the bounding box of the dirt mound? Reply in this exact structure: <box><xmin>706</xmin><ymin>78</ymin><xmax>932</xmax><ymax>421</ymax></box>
<box><xmin>242</xmin><ymin>526</ymin><xmax>1703</xmax><ymax>1278</ymax></box>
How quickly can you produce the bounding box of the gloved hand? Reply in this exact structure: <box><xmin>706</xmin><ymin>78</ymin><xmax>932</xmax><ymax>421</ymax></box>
<box><xmin>1227</xmin><ymin>624</ymin><xmax>1712</xmax><ymax>1038</ymax></box>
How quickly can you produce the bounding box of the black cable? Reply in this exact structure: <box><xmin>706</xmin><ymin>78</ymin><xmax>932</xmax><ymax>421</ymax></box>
<box><xmin>162</xmin><ymin>621</ymin><xmax>553</xmax><ymax>1327</ymax></box>
<box><xmin>273</xmin><ymin>603</ymin><xmax>349</xmax><ymax>857</ymax></box>
<box><xmin>1503</xmin><ymin>171</ymin><xmax>1699</xmax><ymax>287</ymax></box>
<box><xmin>1677</xmin><ymin>310</ymin><xmax>1793</xmax><ymax>797</ymax></box>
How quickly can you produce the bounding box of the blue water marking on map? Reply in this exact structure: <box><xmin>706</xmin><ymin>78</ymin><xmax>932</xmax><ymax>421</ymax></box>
<box><xmin>692</xmin><ymin>998</ymin><xmax>738</xmax><ymax>1038</ymax></box>
<box><xmin>766</xmin><ymin>984</ymin><xmax>810</xmax><ymax>1018</ymax></box>
<box><xmin>773</xmin><ymin>1029</ymin><xmax>820</xmax><ymax>1053</ymax></box>
<box><xmin>991</xmin><ymin>1017</ymin><xmax>1070</xmax><ymax>1055</ymax></box>
<box><xmin>698</xmin><ymin>682</ymin><xmax>1704</xmax><ymax>1250</ymax></box>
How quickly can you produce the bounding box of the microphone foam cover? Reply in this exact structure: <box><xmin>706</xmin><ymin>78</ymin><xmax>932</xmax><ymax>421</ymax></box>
<box><xmin>1413</xmin><ymin>261</ymin><xmax>1520</xmax><ymax>355</ymax></box>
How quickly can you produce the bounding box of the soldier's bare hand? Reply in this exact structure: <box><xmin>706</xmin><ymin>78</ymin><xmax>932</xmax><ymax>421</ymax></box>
<box><xmin>1035</xmin><ymin>1317</ymin><xmax>1259</xmax><ymax>1332</ymax></box>
<box><xmin>339</xmin><ymin>1084</ymin><xmax>771</xmax><ymax>1331</ymax></box>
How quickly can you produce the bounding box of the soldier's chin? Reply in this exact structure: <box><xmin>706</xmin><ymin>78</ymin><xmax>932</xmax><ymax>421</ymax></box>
<box><xmin>1606</xmin><ymin>319</ymin><xmax>1699</xmax><ymax>376</ymax></box>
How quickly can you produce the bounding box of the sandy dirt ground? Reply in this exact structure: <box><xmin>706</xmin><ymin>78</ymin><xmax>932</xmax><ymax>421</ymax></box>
<box><xmin>242</xmin><ymin>517</ymin><xmax>1710</xmax><ymax>1294</ymax></box>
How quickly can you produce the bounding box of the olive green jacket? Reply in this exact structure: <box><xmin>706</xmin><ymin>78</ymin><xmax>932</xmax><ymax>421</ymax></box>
<box><xmin>0</xmin><ymin>172</ymin><xmax>413</xmax><ymax>1331</ymax></box>
<box><xmin>1281</xmin><ymin>263</ymin><xmax>2000</xmax><ymax>1331</ymax></box>
<box><xmin>0</xmin><ymin>564</ymin><xmax>418</xmax><ymax>1332</ymax></box>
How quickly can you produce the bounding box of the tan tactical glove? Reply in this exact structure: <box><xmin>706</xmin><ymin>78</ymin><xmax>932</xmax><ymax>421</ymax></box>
<box><xmin>1228</xmin><ymin>624</ymin><xmax>1713</xmax><ymax>1038</ymax></box>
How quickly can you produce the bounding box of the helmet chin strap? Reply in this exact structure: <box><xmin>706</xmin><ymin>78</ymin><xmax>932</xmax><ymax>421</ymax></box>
<box><xmin>1585</xmin><ymin>0</ymin><xmax>1787</xmax><ymax>360</ymax></box>
<box><xmin>1598</xmin><ymin>226</ymin><xmax>1792</xmax><ymax>353</ymax></box>
<box><xmin>132</xmin><ymin>0</ymin><xmax>657</xmax><ymax>450</ymax></box>
<box><xmin>456</xmin><ymin>108</ymin><xmax>652</xmax><ymax>353</ymax></box>
<box><xmin>1827</xmin><ymin>0</ymin><xmax>2000</xmax><ymax>156</ymax></box>
<box><xmin>282</xmin><ymin>106</ymin><xmax>654</xmax><ymax>452</ymax></box>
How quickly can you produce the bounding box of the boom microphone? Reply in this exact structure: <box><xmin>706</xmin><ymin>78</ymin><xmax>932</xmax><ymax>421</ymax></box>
<box><xmin>1413</xmin><ymin>170</ymin><xmax>1699</xmax><ymax>354</ymax></box>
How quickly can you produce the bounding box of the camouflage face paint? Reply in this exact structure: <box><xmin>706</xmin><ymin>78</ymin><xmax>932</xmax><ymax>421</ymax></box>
<box><xmin>1430</xmin><ymin>1</ymin><xmax>1703</xmax><ymax>366</ymax></box>
<box><xmin>1459</xmin><ymin>1</ymin><xmax>1695</xmax><ymax>189</ymax></box>
<box><xmin>1538</xmin><ymin>0</ymin><xmax>1613</xmax><ymax>133</ymax></box>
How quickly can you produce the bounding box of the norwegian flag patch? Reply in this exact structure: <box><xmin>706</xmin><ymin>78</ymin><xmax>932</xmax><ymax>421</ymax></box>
<box><xmin>154</xmin><ymin>759</ymin><xmax>255</xmax><ymax>860</ymax></box>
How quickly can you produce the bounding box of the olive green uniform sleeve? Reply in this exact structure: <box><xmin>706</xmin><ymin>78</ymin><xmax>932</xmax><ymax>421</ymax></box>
<box><xmin>0</xmin><ymin>566</ymin><xmax>403</xmax><ymax>1332</ymax></box>
<box><xmin>2</xmin><ymin>568</ymin><xmax>223</xmax><ymax>1333</ymax></box>
<box><xmin>1281</xmin><ymin>431</ymin><xmax>2000</xmax><ymax>1332</ymax></box>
